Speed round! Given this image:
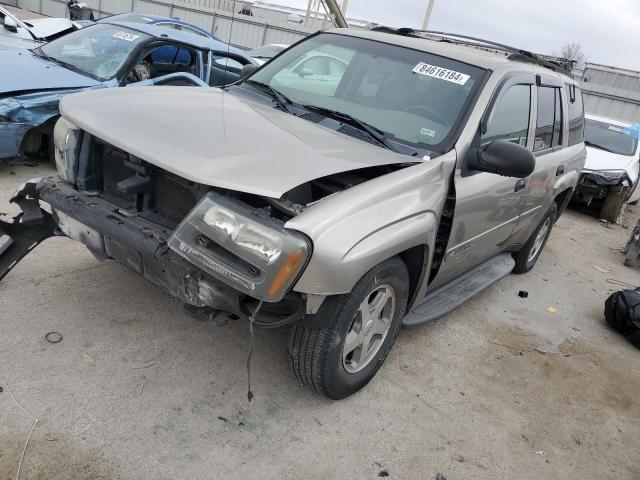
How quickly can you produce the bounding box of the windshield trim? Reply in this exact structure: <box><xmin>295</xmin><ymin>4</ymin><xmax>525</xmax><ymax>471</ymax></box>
<box><xmin>241</xmin><ymin>31</ymin><xmax>489</xmax><ymax>156</ymax></box>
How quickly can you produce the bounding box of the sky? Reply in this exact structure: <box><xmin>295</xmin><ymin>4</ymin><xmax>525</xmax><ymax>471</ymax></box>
<box><xmin>271</xmin><ymin>0</ymin><xmax>640</xmax><ymax>71</ymax></box>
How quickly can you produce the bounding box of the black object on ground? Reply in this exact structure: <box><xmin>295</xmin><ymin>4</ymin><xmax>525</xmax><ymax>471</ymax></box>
<box><xmin>518</xmin><ymin>290</ymin><xmax>529</xmax><ymax>298</ymax></box>
<box><xmin>605</xmin><ymin>288</ymin><xmax>640</xmax><ymax>349</ymax></box>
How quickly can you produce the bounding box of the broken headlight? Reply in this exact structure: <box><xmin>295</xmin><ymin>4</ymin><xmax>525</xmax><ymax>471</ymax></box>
<box><xmin>584</xmin><ymin>169</ymin><xmax>628</xmax><ymax>183</ymax></box>
<box><xmin>53</xmin><ymin>117</ymin><xmax>80</xmax><ymax>183</ymax></box>
<box><xmin>168</xmin><ymin>193</ymin><xmax>311</xmax><ymax>302</ymax></box>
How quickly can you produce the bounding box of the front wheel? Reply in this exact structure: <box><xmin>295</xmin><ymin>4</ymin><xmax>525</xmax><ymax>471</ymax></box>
<box><xmin>512</xmin><ymin>202</ymin><xmax>557</xmax><ymax>273</ymax></box>
<box><xmin>287</xmin><ymin>257</ymin><xmax>409</xmax><ymax>399</ymax></box>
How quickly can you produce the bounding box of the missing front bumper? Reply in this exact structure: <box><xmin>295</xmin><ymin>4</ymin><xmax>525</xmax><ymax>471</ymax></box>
<box><xmin>0</xmin><ymin>179</ymin><xmax>57</xmax><ymax>281</ymax></box>
<box><xmin>1</xmin><ymin>177</ymin><xmax>304</xmax><ymax>327</ymax></box>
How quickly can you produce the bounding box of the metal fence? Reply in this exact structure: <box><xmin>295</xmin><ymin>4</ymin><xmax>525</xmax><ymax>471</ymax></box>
<box><xmin>13</xmin><ymin>0</ymin><xmax>317</xmax><ymax>49</ymax></box>
<box><xmin>581</xmin><ymin>64</ymin><xmax>640</xmax><ymax>123</ymax></box>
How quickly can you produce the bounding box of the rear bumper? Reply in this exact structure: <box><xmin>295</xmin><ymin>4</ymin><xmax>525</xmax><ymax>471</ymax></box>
<box><xmin>3</xmin><ymin>177</ymin><xmax>304</xmax><ymax>326</ymax></box>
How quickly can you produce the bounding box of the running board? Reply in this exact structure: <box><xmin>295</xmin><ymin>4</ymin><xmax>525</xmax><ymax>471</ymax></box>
<box><xmin>402</xmin><ymin>253</ymin><xmax>515</xmax><ymax>327</ymax></box>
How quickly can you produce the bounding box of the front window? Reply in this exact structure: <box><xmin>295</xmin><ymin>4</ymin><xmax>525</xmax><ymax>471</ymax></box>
<box><xmin>39</xmin><ymin>24</ymin><xmax>149</xmax><ymax>80</ymax></box>
<box><xmin>247</xmin><ymin>33</ymin><xmax>484</xmax><ymax>151</ymax></box>
<box><xmin>481</xmin><ymin>84</ymin><xmax>531</xmax><ymax>147</ymax></box>
<box><xmin>585</xmin><ymin>118</ymin><xmax>639</xmax><ymax>156</ymax></box>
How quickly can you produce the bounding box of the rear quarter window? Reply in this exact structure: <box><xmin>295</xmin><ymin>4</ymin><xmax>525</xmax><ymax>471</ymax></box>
<box><xmin>565</xmin><ymin>85</ymin><xmax>585</xmax><ymax>146</ymax></box>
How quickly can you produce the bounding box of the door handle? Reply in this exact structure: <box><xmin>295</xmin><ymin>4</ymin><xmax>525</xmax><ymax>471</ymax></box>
<box><xmin>514</xmin><ymin>179</ymin><xmax>527</xmax><ymax>192</ymax></box>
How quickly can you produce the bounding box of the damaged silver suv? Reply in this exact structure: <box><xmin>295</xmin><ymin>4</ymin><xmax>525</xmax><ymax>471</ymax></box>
<box><xmin>0</xmin><ymin>28</ymin><xmax>586</xmax><ymax>399</ymax></box>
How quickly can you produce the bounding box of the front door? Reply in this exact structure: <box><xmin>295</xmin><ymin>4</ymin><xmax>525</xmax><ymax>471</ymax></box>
<box><xmin>432</xmin><ymin>74</ymin><xmax>536</xmax><ymax>288</ymax></box>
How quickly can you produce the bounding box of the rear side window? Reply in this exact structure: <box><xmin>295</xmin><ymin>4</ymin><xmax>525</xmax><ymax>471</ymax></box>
<box><xmin>534</xmin><ymin>86</ymin><xmax>563</xmax><ymax>151</ymax></box>
<box><xmin>566</xmin><ymin>85</ymin><xmax>584</xmax><ymax>146</ymax></box>
<box><xmin>481</xmin><ymin>84</ymin><xmax>531</xmax><ymax>147</ymax></box>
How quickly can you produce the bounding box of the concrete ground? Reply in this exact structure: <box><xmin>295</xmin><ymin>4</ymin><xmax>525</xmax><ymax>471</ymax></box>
<box><xmin>2</xmin><ymin>161</ymin><xmax>640</xmax><ymax>480</ymax></box>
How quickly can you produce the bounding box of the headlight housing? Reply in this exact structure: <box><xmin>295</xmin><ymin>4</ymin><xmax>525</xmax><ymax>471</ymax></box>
<box><xmin>53</xmin><ymin>117</ymin><xmax>80</xmax><ymax>183</ymax></box>
<box><xmin>168</xmin><ymin>193</ymin><xmax>311</xmax><ymax>302</ymax></box>
<box><xmin>583</xmin><ymin>169</ymin><xmax>628</xmax><ymax>183</ymax></box>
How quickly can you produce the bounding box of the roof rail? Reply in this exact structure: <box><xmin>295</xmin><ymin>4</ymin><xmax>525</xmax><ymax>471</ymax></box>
<box><xmin>370</xmin><ymin>27</ymin><xmax>575</xmax><ymax>75</ymax></box>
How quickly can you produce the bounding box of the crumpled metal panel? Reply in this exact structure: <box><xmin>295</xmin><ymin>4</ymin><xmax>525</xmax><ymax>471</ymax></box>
<box><xmin>0</xmin><ymin>86</ymin><xmax>105</xmax><ymax>160</ymax></box>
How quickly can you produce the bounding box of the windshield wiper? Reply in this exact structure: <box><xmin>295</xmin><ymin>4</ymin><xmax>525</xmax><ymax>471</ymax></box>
<box><xmin>585</xmin><ymin>140</ymin><xmax>618</xmax><ymax>154</ymax></box>
<box><xmin>300</xmin><ymin>104</ymin><xmax>400</xmax><ymax>153</ymax></box>
<box><xmin>244</xmin><ymin>80</ymin><xmax>294</xmax><ymax>114</ymax></box>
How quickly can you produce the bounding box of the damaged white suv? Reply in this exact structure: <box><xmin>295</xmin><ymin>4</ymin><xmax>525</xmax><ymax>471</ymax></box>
<box><xmin>0</xmin><ymin>29</ymin><xmax>586</xmax><ymax>399</ymax></box>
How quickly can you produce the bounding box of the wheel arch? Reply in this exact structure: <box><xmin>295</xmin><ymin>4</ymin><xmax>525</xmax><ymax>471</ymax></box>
<box><xmin>18</xmin><ymin>114</ymin><xmax>59</xmax><ymax>160</ymax></box>
<box><xmin>293</xmin><ymin>210</ymin><xmax>438</xmax><ymax>297</ymax></box>
<box><xmin>554</xmin><ymin>187</ymin><xmax>574</xmax><ymax>222</ymax></box>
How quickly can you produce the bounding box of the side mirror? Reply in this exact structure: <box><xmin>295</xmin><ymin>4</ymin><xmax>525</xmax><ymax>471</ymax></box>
<box><xmin>239</xmin><ymin>63</ymin><xmax>259</xmax><ymax>80</ymax></box>
<box><xmin>3</xmin><ymin>16</ymin><xmax>18</xmax><ymax>33</ymax></box>
<box><xmin>298</xmin><ymin>67</ymin><xmax>314</xmax><ymax>77</ymax></box>
<box><xmin>468</xmin><ymin>140</ymin><xmax>535</xmax><ymax>178</ymax></box>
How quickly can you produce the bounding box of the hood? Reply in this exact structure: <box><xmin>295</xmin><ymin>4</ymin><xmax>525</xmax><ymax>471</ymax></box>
<box><xmin>23</xmin><ymin>18</ymin><xmax>75</xmax><ymax>39</ymax></box>
<box><xmin>60</xmin><ymin>87</ymin><xmax>414</xmax><ymax>198</ymax></box>
<box><xmin>0</xmin><ymin>36</ymin><xmax>39</xmax><ymax>50</ymax></box>
<box><xmin>585</xmin><ymin>146</ymin><xmax>638</xmax><ymax>174</ymax></box>
<box><xmin>0</xmin><ymin>48</ymin><xmax>101</xmax><ymax>94</ymax></box>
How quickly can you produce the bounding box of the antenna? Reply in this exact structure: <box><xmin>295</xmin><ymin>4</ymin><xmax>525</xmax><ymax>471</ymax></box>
<box><xmin>222</xmin><ymin>0</ymin><xmax>237</xmax><ymax>87</ymax></box>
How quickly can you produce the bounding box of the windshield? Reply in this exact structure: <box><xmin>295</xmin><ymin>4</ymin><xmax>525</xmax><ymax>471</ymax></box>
<box><xmin>248</xmin><ymin>33</ymin><xmax>484</xmax><ymax>150</ymax></box>
<box><xmin>249</xmin><ymin>44</ymin><xmax>287</xmax><ymax>59</ymax></box>
<box><xmin>585</xmin><ymin>118</ymin><xmax>639</xmax><ymax>156</ymax></box>
<box><xmin>40</xmin><ymin>24</ymin><xmax>150</xmax><ymax>80</ymax></box>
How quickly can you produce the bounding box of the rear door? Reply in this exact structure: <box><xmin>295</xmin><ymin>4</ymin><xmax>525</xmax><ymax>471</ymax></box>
<box><xmin>512</xmin><ymin>74</ymin><xmax>566</xmax><ymax>239</ymax></box>
<box><xmin>432</xmin><ymin>73</ymin><xmax>536</xmax><ymax>288</ymax></box>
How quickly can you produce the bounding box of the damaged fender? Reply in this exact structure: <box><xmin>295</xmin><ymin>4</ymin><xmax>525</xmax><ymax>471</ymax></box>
<box><xmin>0</xmin><ymin>86</ymin><xmax>108</xmax><ymax>160</ymax></box>
<box><xmin>0</xmin><ymin>180</ymin><xmax>57</xmax><ymax>281</ymax></box>
<box><xmin>0</xmin><ymin>71</ymin><xmax>201</xmax><ymax>161</ymax></box>
<box><xmin>287</xmin><ymin>151</ymin><xmax>457</xmax><ymax>298</ymax></box>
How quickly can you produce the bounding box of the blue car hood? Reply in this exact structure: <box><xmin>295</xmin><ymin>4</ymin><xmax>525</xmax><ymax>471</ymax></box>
<box><xmin>0</xmin><ymin>48</ymin><xmax>102</xmax><ymax>95</ymax></box>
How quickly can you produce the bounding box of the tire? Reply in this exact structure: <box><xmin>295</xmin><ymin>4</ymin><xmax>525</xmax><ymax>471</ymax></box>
<box><xmin>287</xmin><ymin>257</ymin><xmax>409</xmax><ymax>399</ymax></box>
<box><xmin>513</xmin><ymin>202</ymin><xmax>557</xmax><ymax>274</ymax></box>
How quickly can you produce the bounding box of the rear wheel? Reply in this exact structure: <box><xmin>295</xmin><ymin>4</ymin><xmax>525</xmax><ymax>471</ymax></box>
<box><xmin>287</xmin><ymin>257</ymin><xmax>409</xmax><ymax>399</ymax></box>
<box><xmin>513</xmin><ymin>202</ymin><xmax>557</xmax><ymax>273</ymax></box>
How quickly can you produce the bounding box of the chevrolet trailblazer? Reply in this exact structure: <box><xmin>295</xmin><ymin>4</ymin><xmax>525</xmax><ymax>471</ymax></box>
<box><xmin>0</xmin><ymin>28</ymin><xmax>586</xmax><ymax>399</ymax></box>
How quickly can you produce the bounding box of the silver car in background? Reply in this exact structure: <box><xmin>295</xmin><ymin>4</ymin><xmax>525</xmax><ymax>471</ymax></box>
<box><xmin>0</xmin><ymin>5</ymin><xmax>78</xmax><ymax>49</ymax></box>
<box><xmin>0</xmin><ymin>28</ymin><xmax>586</xmax><ymax>399</ymax></box>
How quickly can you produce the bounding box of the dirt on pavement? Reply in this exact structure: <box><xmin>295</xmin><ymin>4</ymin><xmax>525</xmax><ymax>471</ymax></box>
<box><xmin>1</xmin><ymin>160</ymin><xmax>640</xmax><ymax>480</ymax></box>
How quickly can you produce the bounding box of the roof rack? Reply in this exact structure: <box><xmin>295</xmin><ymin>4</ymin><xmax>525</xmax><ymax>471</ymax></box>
<box><xmin>370</xmin><ymin>27</ymin><xmax>575</xmax><ymax>75</ymax></box>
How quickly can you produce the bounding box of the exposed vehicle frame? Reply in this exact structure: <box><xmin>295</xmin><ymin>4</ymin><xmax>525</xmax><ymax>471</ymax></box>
<box><xmin>0</xmin><ymin>28</ymin><xmax>586</xmax><ymax>399</ymax></box>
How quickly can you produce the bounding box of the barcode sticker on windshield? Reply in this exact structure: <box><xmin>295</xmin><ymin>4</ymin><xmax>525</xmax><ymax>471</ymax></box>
<box><xmin>413</xmin><ymin>63</ymin><xmax>470</xmax><ymax>85</ymax></box>
<box><xmin>113</xmin><ymin>31</ymin><xmax>139</xmax><ymax>42</ymax></box>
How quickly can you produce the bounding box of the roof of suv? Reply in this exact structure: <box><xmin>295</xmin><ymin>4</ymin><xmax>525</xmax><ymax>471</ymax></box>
<box><xmin>330</xmin><ymin>28</ymin><xmax>573</xmax><ymax>79</ymax></box>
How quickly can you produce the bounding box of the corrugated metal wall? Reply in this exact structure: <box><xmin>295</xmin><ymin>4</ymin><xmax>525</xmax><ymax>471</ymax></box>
<box><xmin>584</xmin><ymin>94</ymin><xmax>640</xmax><ymax>123</ymax></box>
<box><xmin>581</xmin><ymin>64</ymin><xmax>640</xmax><ymax>123</ymax></box>
<box><xmin>15</xmin><ymin>0</ymin><xmax>315</xmax><ymax>50</ymax></box>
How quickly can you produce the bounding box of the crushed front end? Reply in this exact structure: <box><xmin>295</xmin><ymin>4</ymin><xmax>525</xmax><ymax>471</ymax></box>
<box><xmin>574</xmin><ymin>169</ymin><xmax>631</xmax><ymax>204</ymax></box>
<box><xmin>573</xmin><ymin>169</ymin><xmax>632</xmax><ymax>222</ymax></box>
<box><xmin>1</xmin><ymin>120</ymin><xmax>314</xmax><ymax>328</ymax></box>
